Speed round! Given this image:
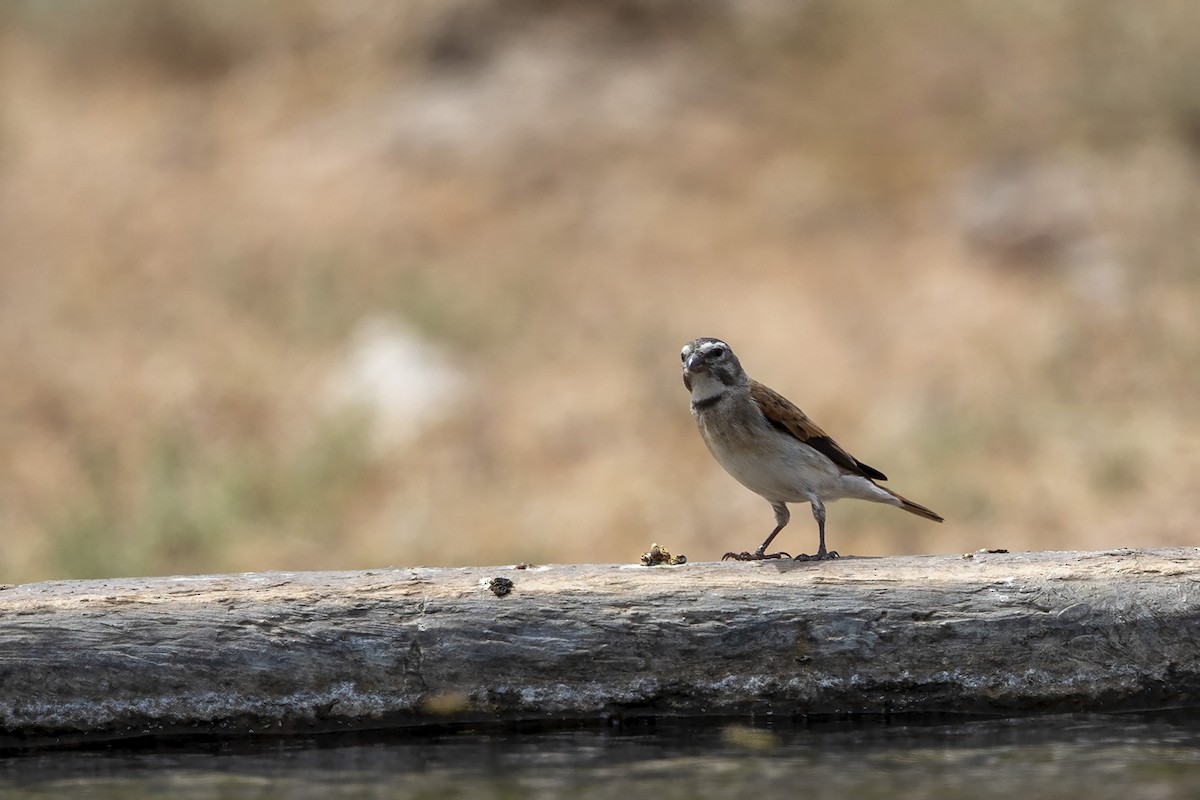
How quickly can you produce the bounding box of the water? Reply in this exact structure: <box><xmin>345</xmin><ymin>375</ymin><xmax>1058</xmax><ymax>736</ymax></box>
<box><xmin>3</xmin><ymin>712</ymin><xmax>1200</xmax><ymax>799</ymax></box>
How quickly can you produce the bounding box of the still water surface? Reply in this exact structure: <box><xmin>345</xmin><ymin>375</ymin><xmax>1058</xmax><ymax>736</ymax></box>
<box><xmin>3</xmin><ymin>712</ymin><xmax>1200</xmax><ymax>799</ymax></box>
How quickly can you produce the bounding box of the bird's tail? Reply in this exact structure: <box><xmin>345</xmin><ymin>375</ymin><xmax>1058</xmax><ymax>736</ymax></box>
<box><xmin>883</xmin><ymin>487</ymin><xmax>944</xmax><ymax>522</ymax></box>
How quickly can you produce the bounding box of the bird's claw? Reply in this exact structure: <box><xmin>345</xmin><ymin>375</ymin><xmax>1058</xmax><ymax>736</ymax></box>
<box><xmin>793</xmin><ymin>550</ymin><xmax>839</xmax><ymax>562</ymax></box>
<box><xmin>722</xmin><ymin>550</ymin><xmax>791</xmax><ymax>561</ymax></box>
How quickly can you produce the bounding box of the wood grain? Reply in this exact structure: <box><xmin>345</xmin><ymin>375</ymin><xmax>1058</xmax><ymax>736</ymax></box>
<box><xmin>3</xmin><ymin>548</ymin><xmax>1200</xmax><ymax>748</ymax></box>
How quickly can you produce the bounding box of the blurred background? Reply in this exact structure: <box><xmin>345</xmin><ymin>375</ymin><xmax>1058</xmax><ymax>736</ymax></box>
<box><xmin>1</xmin><ymin>0</ymin><xmax>1197</xmax><ymax>583</ymax></box>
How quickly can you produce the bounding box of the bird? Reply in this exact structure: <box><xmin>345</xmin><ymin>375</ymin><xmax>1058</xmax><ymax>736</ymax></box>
<box><xmin>681</xmin><ymin>337</ymin><xmax>943</xmax><ymax>561</ymax></box>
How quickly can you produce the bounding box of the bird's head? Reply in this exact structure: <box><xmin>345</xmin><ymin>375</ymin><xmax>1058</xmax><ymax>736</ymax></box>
<box><xmin>680</xmin><ymin>337</ymin><xmax>745</xmax><ymax>393</ymax></box>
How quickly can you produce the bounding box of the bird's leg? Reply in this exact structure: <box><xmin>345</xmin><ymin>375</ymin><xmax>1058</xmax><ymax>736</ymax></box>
<box><xmin>793</xmin><ymin>500</ymin><xmax>839</xmax><ymax>561</ymax></box>
<box><xmin>723</xmin><ymin>502</ymin><xmax>792</xmax><ymax>561</ymax></box>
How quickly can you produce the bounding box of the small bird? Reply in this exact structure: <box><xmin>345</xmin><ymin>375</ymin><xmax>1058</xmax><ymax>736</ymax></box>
<box><xmin>681</xmin><ymin>337</ymin><xmax>943</xmax><ymax>561</ymax></box>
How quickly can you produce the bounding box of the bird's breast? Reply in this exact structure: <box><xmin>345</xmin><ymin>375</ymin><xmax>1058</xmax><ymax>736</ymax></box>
<box><xmin>696</xmin><ymin>408</ymin><xmax>845</xmax><ymax>503</ymax></box>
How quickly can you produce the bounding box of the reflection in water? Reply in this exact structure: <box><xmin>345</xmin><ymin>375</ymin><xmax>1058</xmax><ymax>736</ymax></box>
<box><xmin>4</xmin><ymin>713</ymin><xmax>1200</xmax><ymax>799</ymax></box>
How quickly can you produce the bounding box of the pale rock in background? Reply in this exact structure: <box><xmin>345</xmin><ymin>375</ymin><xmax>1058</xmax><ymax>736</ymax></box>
<box><xmin>323</xmin><ymin>318</ymin><xmax>465</xmax><ymax>451</ymax></box>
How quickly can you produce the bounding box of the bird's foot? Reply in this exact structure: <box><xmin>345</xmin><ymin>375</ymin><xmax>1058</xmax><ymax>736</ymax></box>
<box><xmin>722</xmin><ymin>550</ymin><xmax>791</xmax><ymax>561</ymax></box>
<box><xmin>793</xmin><ymin>550</ymin><xmax>839</xmax><ymax>562</ymax></box>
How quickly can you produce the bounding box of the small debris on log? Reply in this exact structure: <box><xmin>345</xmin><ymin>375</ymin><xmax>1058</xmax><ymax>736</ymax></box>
<box><xmin>640</xmin><ymin>543</ymin><xmax>687</xmax><ymax>566</ymax></box>
<box><xmin>488</xmin><ymin>576</ymin><xmax>515</xmax><ymax>596</ymax></box>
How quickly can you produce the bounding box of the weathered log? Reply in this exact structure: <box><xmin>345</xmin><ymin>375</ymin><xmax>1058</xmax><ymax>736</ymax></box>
<box><xmin>2</xmin><ymin>547</ymin><xmax>1199</xmax><ymax>749</ymax></box>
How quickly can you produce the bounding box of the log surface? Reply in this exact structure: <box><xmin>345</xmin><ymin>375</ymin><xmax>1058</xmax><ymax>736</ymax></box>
<box><xmin>3</xmin><ymin>547</ymin><xmax>1200</xmax><ymax>748</ymax></box>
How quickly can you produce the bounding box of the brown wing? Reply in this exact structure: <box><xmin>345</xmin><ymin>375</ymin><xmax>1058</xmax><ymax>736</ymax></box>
<box><xmin>749</xmin><ymin>379</ymin><xmax>888</xmax><ymax>481</ymax></box>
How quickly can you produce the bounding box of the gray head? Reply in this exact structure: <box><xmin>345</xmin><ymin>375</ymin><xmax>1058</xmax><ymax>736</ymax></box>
<box><xmin>680</xmin><ymin>337</ymin><xmax>747</xmax><ymax>392</ymax></box>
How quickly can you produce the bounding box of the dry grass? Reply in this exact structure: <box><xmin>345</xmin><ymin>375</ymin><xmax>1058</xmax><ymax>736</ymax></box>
<box><xmin>1</xmin><ymin>0</ymin><xmax>1198</xmax><ymax>582</ymax></box>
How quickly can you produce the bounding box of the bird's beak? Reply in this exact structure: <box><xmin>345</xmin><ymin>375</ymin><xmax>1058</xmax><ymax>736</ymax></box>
<box><xmin>684</xmin><ymin>353</ymin><xmax>704</xmax><ymax>373</ymax></box>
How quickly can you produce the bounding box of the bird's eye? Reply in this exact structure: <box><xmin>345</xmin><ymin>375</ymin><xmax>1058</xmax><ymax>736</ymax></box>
<box><xmin>709</xmin><ymin>345</ymin><xmax>725</xmax><ymax>357</ymax></box>
<box><xmin>680</xmin><ymin>351</ymin><xmax>688</xmax><ymax>363</ymax></box>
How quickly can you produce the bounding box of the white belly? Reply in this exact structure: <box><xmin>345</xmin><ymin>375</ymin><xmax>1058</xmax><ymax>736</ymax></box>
<box><xmin>701</xmin><ymin>420</ymin><xmax>894</xmax><ymax>507</ymax></box>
